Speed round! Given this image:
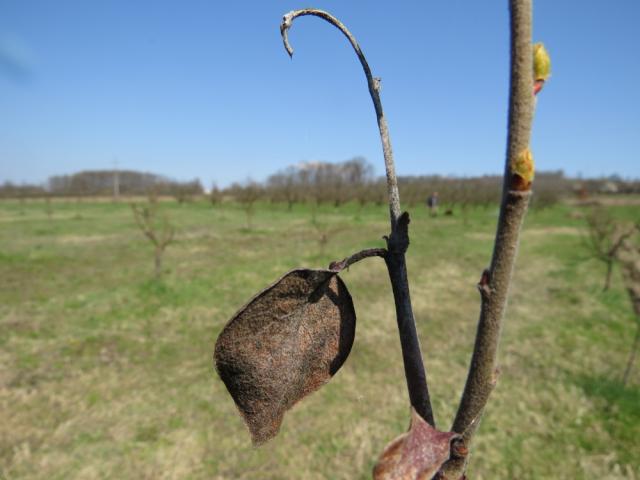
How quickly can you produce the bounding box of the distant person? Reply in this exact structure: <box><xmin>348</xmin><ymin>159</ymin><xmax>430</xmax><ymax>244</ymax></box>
<box><xmin>426</xmin><ymin>192</ymin><xmax>439</xmax><ymax>216</ymax></box>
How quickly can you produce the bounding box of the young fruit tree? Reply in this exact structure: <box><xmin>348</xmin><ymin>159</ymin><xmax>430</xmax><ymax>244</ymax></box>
<box><xmin>614</xmin><ymin>224</ymin><xmax>640</xmax><ymax>386</ymax></box>
<box><xmin>214</xmin><ymin>1</ymin><xmax>550</xmax><ymax>478</ymax></box>
<box><xmin>584</xmin><ymin>207</ymin><xmax>636</xmax><ymax>292</ymax></box>
<box><xmin>131</xmin><ymin>195</ymin><xmax>175</xmax><ymax>280</ymax></box>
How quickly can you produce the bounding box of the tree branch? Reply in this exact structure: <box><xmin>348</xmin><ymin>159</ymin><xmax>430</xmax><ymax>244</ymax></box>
<box><xmin>609</xmin><ymin>227</ymin><xmax>636</xmax><ymax>258</ymax></box>
<box><xmin>281</xmin><ymin>9</ymin><xmax>400</xmax><ymax>226</ymax></box>
<box><xmin>443</xmin><ymin>0</ymin><xmax>536</xmax><ymax>476</ymax></box>
<box><xmin>280</xmin><ymin>9</ymin><xmax>434</xmax><ymax>426</ymax></box>
<box><xmin>384</xmin><ymin>211</ymin><xmax>435</xmax><ymax>426</ymax></box>
<box><xmin>160</xmin><ymin>215</ymin><xmax>175</xmax><ymax>248</ymax></box>
<box><xmin>131</xmin><ymin>204</ymin><xmax>158</xmax><ymax>246</ymax></box>
<box><xmin>328</xmin><ymin>247</ymin><xmax>387</xmax><ymax>271</ymax></box>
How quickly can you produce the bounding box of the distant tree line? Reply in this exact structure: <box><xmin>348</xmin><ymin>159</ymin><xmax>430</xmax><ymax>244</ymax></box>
<box><xmin>0</xmin><ymin>170</ymin><xmax>203</xmax><ymax>199</ymax></box>
<box><xmin>262</xmin><ymin>156</ymin><xmax>376</xmax><ymax>208</ymax></box>
<box><xmin>48</xmin><ymin>170</ymin><xmax>203</xmax><ymax>198</ymax></box>
<box><xmin>0</xmin><ymin>182</ymin><xmax>46</xmax><ymax>198</ymax></box>
<box><xmin>2</xmin><ymin>162</ymin><xmax>639</xmax><ymax>210</ymax></box>
<box><xmin>222</xmin><ymin>158</ymin><xmax>640</xmax><ymax>212</ymax></box>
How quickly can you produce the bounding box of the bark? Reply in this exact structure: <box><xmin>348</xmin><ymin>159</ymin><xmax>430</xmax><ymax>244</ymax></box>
<box><xmin>385</xmin><ymin>213</ymin><xmax>434</xmax><ymax>425</ymax></box>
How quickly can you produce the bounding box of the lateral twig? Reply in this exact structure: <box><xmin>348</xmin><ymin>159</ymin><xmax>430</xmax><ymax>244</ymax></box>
<box><xmin>329</xmin><ymin>247</ymin><xmax>387</xmax><ymax>271</ymax></box>
<box><xmin>281</xmin><ymin>9</ymin><xmax>434</xmax><ymax>426</ymax></box>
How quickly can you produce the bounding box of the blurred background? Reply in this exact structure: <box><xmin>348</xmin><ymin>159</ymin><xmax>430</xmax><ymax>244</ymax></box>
<box><xmin>1</xmin><ymin>1</ymin><xmax>639</xmax><ymax>479</ymax></box>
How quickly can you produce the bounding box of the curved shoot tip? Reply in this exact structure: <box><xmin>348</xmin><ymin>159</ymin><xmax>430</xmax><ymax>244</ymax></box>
<box><xmin>280</xmin><ymin>11</ymin><xmax>295</xmax><ymax>57</ymax></box>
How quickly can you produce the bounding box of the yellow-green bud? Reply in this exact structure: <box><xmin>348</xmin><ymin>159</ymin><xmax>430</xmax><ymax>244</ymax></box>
<box><xmin>510</xmin><ymin>148</ymin><xmax>535</xmax><ymax>191</ymax></box>
<box><xmin>533</xmin><ymin>43</ymin><xmax>551</xmax><ymax>81</ymax></box>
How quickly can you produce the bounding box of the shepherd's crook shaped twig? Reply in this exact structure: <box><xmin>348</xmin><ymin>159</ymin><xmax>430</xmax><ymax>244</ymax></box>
<box><xmin>282</xmin><ymin>9</ymin><xmax>400</xmax><ymax>226</ymax></box>
<box><xmin>280</xmin><ymin>9</ymin><xmax>435</xmax><ymax>426</ymax></box>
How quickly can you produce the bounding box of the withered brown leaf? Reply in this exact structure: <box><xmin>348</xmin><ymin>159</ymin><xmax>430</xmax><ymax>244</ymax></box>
<box><xmin>214</xmin><ymin>269</ymin><xmax>356</xmax><ymax>444</ymax></box>
<box><xmin>373</xmin><ymin>408</ymin><xmax>461</xmax><ymax>480</ymax></box>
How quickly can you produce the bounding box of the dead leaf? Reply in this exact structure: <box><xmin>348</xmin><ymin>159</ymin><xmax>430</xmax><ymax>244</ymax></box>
<box><xmin>373</xmin><ymin>408</ymin><xmax>460</xmax><ymax>480</ymax></box>
<box><xmin>214</xmin><ymin>268</ymin><xmax>356</xmax><ymax>444</ymax></box>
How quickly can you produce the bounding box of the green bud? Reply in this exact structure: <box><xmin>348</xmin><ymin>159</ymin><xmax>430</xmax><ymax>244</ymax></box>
<box><xmin>510</xmin><ymin>148</ymin><xmax>535</xmax><ymax>191</ymax></box>
<box><xmin>533</xmin><ymin>43</ymin><xmax>551</xmax><ymax>81</ymax></box>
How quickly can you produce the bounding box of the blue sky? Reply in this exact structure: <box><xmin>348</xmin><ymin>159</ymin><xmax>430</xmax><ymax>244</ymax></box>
<box><xmin>1</xmin><ymin>1</ymin><xmax>639</xmax><ymax>188</ymax></box>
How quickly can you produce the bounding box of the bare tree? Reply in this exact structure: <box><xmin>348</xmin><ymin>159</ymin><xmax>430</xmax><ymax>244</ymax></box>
<box><xmin>232</xmin><ymin>181</ymin><xmax>261</xmax><ymax>229</ymax></box>
<box><xmin>615</xmin><ymin>226</ymin><xmax>640</xmax><ymax>386</ymax></box>
<box><xmin>267</xmin><ymin>167</ymin><xmax>299</xmax><ymax>210</ymax></box>
<box><xmin>212</xmin><ymin>168</ymin><xmax>566</xmax><ymax>212</ymax></box>
<box><xmin>310</xmin><ymin>217</ymin><xmax>346</xmax><ymax>257</ymax></box>
<box><xmin>584</xmin><ymin>207</ymin><xmax>635</xmax><ymax>291</ymax></box>
<box><xmin>214</xmin><ymin>3</ymin><xmax>549</xmax><ymax>478</ymax></box>
<box><xmin>209</xmin><ymin>183</ymin><xmax>223</xmax><ymax>206</ymax></box>
<box><xmin>131</xmin><ymin>195</ymin><xmax>175</xmax><ymax>279</ymax></box>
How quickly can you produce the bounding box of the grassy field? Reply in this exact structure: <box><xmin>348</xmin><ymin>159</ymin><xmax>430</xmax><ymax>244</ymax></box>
<box><xmin>1</xmin><ymin>197</ymin><xmax>638</xmax><ymax>479</ymax></box>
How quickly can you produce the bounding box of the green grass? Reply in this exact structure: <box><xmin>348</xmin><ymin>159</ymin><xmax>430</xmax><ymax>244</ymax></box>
<box><xmin>0</xmin><ymin>198</ymin><xmax>638</xmax><ymax>479</ymax></box>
